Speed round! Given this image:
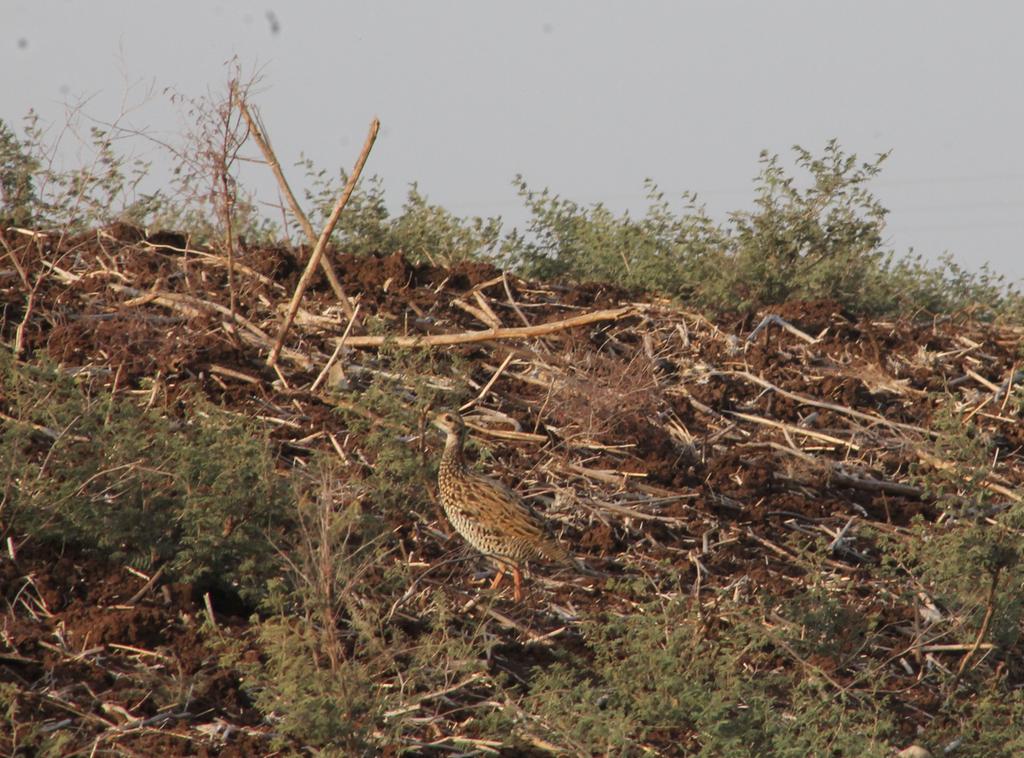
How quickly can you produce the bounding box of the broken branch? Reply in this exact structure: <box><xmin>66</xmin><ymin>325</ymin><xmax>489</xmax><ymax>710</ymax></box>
<box><xmin>338</xmin><ymin>306</ymin><xmax>634</xmax><ymax>348</ymax></box>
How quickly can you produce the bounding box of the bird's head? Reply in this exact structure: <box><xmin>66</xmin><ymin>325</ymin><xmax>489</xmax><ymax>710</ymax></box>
<box><xmin>431</xmin><ymin>410</ymin><xmax>466</xmax><ymax>437</ymax></box>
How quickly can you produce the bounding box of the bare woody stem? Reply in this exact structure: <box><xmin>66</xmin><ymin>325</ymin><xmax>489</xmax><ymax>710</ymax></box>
<box><xmin>237</xmin><ymin>100</ymin><xmax>355</xmax><ymax>318</ymax></box>
<box><xmin>955</xmin><ymin>565</ymin><xmax>1002</xmax><ymax>679</ymax></box>
<box><xmin>267</xmin><ymin>117</ymin><xmax>380</xmax><ymax>368</ymax></box>
<box><xmin>335</xmin><ymin>306</ymin><xmax>635</xmax><ymax>349</ymax></box>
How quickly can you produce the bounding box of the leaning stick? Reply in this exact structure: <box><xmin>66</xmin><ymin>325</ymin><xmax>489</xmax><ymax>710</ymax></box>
<box><xmin>336</xmin><ymin>306</ymin><xmax>634</xmax><ymax>349</ymax></box>
<box><xmin>237</xmin><ymin>100</ymin><xmax>355</xmax><ymax>318</ymax></box>
<box><xmin>311</xmin><ymin>303</ymin><xmax>362</xmax><ymax>393</ymax></box>
<box><xmin>726</xmin><ymin>409</ymin><xmax>861</xmax><ymax>451</ymax></box>
<box><xmin>268</xmin><ymin>117</ymin><xmax>380</xmax><ymax>367</ymax></box>
<box><xmin>721</xmin><ymin>369</ymin><xmax>934</xmax><ymax>437</ymax></box>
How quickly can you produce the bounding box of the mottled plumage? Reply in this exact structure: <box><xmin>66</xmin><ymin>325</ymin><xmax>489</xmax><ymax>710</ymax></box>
<box><xmin>433</xmin><ymin>411</ymin><xmax>572</xmax><ymax>601</ymax></box>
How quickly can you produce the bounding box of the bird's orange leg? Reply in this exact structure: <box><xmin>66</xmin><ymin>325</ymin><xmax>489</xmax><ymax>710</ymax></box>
<box><xmin>512</xmin><ymin>566</ymin><xmax>524</xmax><ymax>603</ymax></box>
<box><xmin>489</xmin><ymin>565</ymin><xmax>506</xmax><ymax>591</ymax></box>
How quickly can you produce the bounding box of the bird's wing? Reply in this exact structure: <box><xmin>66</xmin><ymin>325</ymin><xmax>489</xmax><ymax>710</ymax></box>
<box><xmin>461</xmin><ymin>474</ymin><xmax>570</xmax><ymax>562</ymax></box>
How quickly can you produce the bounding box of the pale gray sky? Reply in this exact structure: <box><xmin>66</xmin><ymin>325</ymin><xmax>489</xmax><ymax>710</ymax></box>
<box><xmin>5</xmin><ymin>1</ymin><xmax>1023</xmax><ymax>282</ymax></box>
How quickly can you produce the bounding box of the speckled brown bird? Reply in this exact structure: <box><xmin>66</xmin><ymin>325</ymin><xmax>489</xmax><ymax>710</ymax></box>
<box><xmin>433</xmin><ymin>410</ymin><xmax>573</xmax><ymax>602</ymax></box>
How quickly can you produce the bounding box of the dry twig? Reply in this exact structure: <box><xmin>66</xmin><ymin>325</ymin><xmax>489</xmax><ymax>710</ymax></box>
<box><xmin>268</xmin><ymin>116</ymin><xmax>380</xmax><ymax>367</ymax></box>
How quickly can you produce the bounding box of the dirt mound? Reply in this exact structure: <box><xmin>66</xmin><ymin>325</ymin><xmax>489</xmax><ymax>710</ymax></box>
<box><xmin>2</xmin><ymin>225</ymin><xmax>1022</xmax><ymax>753</ymax></box>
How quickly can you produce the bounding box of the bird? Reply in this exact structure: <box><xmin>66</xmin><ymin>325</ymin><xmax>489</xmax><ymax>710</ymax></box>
<box><xmin>432</xmin><ymin>410</ymin><xmax>575</xmax><ymax>602</ymax></box>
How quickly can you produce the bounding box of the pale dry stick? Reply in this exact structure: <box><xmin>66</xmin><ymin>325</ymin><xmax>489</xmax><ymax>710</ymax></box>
<box><xmin>139</xmin><ymin>240</ymin><xmax>283</xmax><ymax>291</ymax></box>
<box><xmin>220</xmin><ymin>79</ymin><xmax>241</xmax><ymax>322</ymax></box>
<box><xmin>339</xmin><ymin>306</ymin><xmax>634</xmax><ymax>349</ymax></box>
<box><xmin>119</xmin><ymin>286</ymin><xmax>281</xmax><ymax>353</ymax></box>
<box><xmin>113</xmin><ymin>284</ymin><xmax>267</xmax><ymax>336</ymax></box>
<box><xmin>555</xmin><ymin>460</ymin><xmax>683</xmax><ymax>498</ymax></box>
<box><xmin>406</xmin><ymin>736</ymin><xmax>503</xmax><ymax>755</ymax></box>
<box><xmin>676</xmin><ymin>320</ymin><xmax>690</xmax><ymax>348</ymax></box>
<box><xmin>962</xmin><ymin>395</ymin><xmax>994</xmax><ymax>425</ymax></box>
<box><xmin>464</xmin><ymin>424</ymin><xmax>546</xmax><ymax>443</ymax></box>
<box><xmin>766</xmin><ymin>441</ymin><xmax>925</xmax><ymax>498</ymax></box>
<box><xmin>111</xmin><ymin>283</ymin><xmax>314</xmax><ymax>369</ymax></box>
<box><xmin>125</xmin><ymin>566</ymin><xmax>166</xmax><ymax>605</ymax></box>
<box><xmin>282</xmin><ymin>305</ymin><xmax>355</xmax><ymax>329</ymax></box>
<box><xmin>581</xmin><ymin>495</ymin><xmax>694</xmax><ymax>526</ymax></box>
<box><xmin>964</xmin><ymin>367</ymin><xmax>1000</xmax><ymax>393</ymax></box>
<box><xmin>721</xmin><ymin>369</ymin><xmax>935</xmax><ymax>438</ymax></box>
<box><xmin>746</xmin><ymin>314</ymin><xmax>820</xmax><ymax>345</ymax></box>
<box><xmin>826</xmin><ymin>516</ymin><xmax>858</xmax><ymax>554</ymax></box>
<box><xmin>451</xmin><ymin>297</ymin><xmax>500</xmax><ymax>328</ymax></box>
<box><xmin>726</xmin><ymin>409</ymin><xmax>861</xmax><ymax>451</ymax></box>
<box><xmin>472</xmin><ymin>290</ymin><xmax>504</xmax><ymax>327</ymax></box>
<box><xmin>460</xmin><ymin>351</ymin><xmax>516</xmax><ymax>412</ymax></box>
<box><xmin>237</xmin><ymin>99</ymin><xmax>353</xmax><ymax>315</ymax></box>
<box><xmin>476</xmin><ymin>605</ymin><xmax>550</xmax><ymax>643</ymax></box>
<box><xmin>998</xmin><ymin>362</ymin><xmax>1018</xmax><ymax>410</ymax></box>
<box><xmin>502</xmin><ymin>271</ymin><xmax>533</xmax><ymax>328</ymax></box>
<box><xmin>382</xmin><ymin>672</ymin><xmax>489</xmax><ymax>718</ymax></box>
<box><xmin>144</xmin><ymin>371</ymin><xmax>162</xmax><ymax>410</ymax></box>
<box><xmin>922</xmin><ymin>643</ymin><xmax>996</xmax><ymax>653</ymax></box>
<box><xmin>469</xmin><ymin>274</ymin><xmax>507</xmax><ymax>292</ymax></box>
<box><xmin>311</xmin><ymin>303</ymin><xmax>362</xmax><ymax>393</ymax></box>
<box><xmin>951</xmin><ymin>566</ymin><xmax>1002</xmax><ymax>693</ymax></box>
<box><xmin>203</xmin><ymin>592</ymin><xmax>221</xmax><ymax>636</ymax></box>
<box><xmin>13</xmin><ymin>289</ymin><xmax>35</xmax><ymax>358</ymax></box>
<box><xmin>0</xmin><ymin>234</ymin><xmax>31</xmax><ymax>288</ymax></box>
<box><xmin>915</xmin><ymin>449</ymin><xmax>1022</xmax><ymax>502</ymax></box>
<box><xmin>2</xmin><ymin>235</ymin><xmax>43</xmax><ymax>358</ymax></box>
<box><xmin>829</xmin><ymin>467</ymin><xmax>924</xmax><ymax>498</ymax></box>
<box><xmin>268</xmin><ymin>116</ymin><xmax>380</xmax><ymax>367</ymax></box>
<box><xmin>747</xmin><ymin>528</ymin><xmax>857</xmax><ymax>573</ymax></box>
<box><xmin>271</xmin><ymin>362</ymin><xmax>292</xmax><ymax>389</ymax></box>
<box><xmin>208</xmin><ymin>364</ymin><xmax>261</xmax><ymax>385</ymax></box>
<box><xmin>0</xmin><ymin>410</ymin><xmax>89</xmax><ymax>444</ymax></box>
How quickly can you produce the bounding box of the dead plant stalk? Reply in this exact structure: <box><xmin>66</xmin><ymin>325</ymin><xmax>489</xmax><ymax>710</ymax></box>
<box><xmin>267</xmin><ymin>116</ymin><xmax>380</xmax><ymax>367</ymax></box>
<box><xmin>338</xmin><ymin>306</ymin><xmax>635</xmax><ymax>349</ymax></box>
<box><xmin>237</xmin><ymin>98</ymin><xmax>353</xmax><ymax>315</ymax></box>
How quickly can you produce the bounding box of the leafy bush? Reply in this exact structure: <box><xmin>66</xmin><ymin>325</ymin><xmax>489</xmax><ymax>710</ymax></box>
<box><xmin>300</xmin><ymin>162</ymin><xmax>503</xmax><ymax>265</ymax></box>
<box><xmin>0</xmin><ymin>353</ymin><xmax>292</xmax><ymax>601</ymax></box>
<box><xmin>501</xmin><ymin>176</ymin><xmax>725</xmax><ymax>300</ymax></box>
<box><xmin>718</xmin><ymin>142</ymin><xmax>890</xmax><ymax>310</ymax></box>
<box><xmin>0</xmin><ymin>113</ymin><xmax>161</xmax><ymax>233</ymax></box>
<box><xmin>0</xmin><ymin>118</ymin><xmax>41</xmax><ymax>227</ymax></box>
<box><xmin>502</xmin><ymin>141</ymin><xmax>1023</xmax><ymax>317</ymax></box>
<box><xmin>7</xmin><ymin>99</ymin><xmax>1019</xmax><ymax>319</ymax></box>
<box><xmin>523</xmin><ymin>592</ymin><xmax>897</xmax><ymax>756</ymax></box>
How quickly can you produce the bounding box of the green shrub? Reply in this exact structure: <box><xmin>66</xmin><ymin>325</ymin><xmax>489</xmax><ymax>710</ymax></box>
<box><xmin>8</xmin><ymin>102</ymin><xmax>1020</xmax><ymax>320</ymax></box>
<box><xmin>501</xmin><ymin>141</ymin><xmax>1023</xmax><ymax>318</ymax></box>
<box><xmin>0</xmin><ymin>112</ymin><xmax>161</xmax><ymax>233</ymax></box>
<box><xmin>247</xmin><ymin>615</ymin><xmax>384</xmax><ymax>754</ymax></box>
<box><xmin>301</xmin><ymin>164</ymin><xmax>502</xmax><ymax>265</ymax></box>
<box><xmin>501</xmin><ymin>177</ymin><xmax>725</xmax><ymax>299</ymax></box>
<box><xmin>718</xmin><ymin>142</ymin><xmax>890</xmax><ymax>310</ymax></box>
<box><xmin>0</xmin><ymin>352</ymin><xmax>292</xmax><ymax>600</ymax></box>
<box><xmin>886</xmin><ymin>402</ymin><xmax>1024</xmax><ymax>657</ymax></box>
<box><xmin>523</xmin><ymin>592</ymin><xmax>898</xmax><ymax>756</ymax></box>
<box><xmin>0</xmin><ymin>117</ymin><xmax>42</xmax><ymax>227</ymax></box>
